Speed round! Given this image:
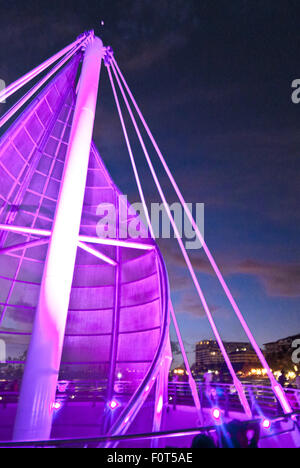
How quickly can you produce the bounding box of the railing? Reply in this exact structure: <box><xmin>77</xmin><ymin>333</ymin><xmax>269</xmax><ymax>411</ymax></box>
<box><xmin>0</xmin><ymin>380</ymin><xmax>299</xmax><ymax>448</ymax></box>
<box><xmin>0</xmin><ymin>379</ymin><xmax>109</xmax><ymax>405</ymax></box>
<box><xmin>0</xmin><ymin>411</ymin><xmax>298</xmax><ymax>448</ymax></box>
<box><xmin>169</xmin><ymin>381</ymin><xmax>300</xmax><ymax>417</ymax></box>
<box><xmin>0</xmin><ymin>379</ymin><xmax>299</xmax><ymax>418</ymax></box>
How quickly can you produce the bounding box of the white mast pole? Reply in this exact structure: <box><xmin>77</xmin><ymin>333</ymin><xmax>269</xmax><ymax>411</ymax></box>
<box><xmin>13</xmin><ymin>33</ymin><xmax>104</xmax><ymax>441</ymax></box>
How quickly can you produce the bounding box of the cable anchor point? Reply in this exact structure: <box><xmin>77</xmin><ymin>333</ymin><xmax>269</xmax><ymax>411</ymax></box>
<box><xmin>104</xmin><ymin>46</ymin><xmax>114</xmax><ymax>67</ymax></box>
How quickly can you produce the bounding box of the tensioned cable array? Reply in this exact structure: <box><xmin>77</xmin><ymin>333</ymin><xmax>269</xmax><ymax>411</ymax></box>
<box><xmin>0</xmin><ymin>36</ymin><xmax>85</xmax><ymax>103</ymax></box>
<box><xmin>0</xmin><ymin>33</ymin><xmax>91</xmax><ymax>129</ymax></box>
<box><xmin>106</xmin><ymin>54</ymin><xmax>251</xmax><ymax>418</ymax></box>
<box><xmin>107</xmin><ymin>62</ymin><xmax>204</xmax><ymax>424</ymax></box>
<box><xmin>105</xmin><ymin>49</ymin><xmax>292</xmax><ymax>416</ymax></box>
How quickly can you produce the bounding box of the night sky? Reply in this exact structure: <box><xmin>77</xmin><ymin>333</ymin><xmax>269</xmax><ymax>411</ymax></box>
<box><xmin>1</xmin><ymin>0</ymin><xmax>300</xmax><ymax>364</ymax></box>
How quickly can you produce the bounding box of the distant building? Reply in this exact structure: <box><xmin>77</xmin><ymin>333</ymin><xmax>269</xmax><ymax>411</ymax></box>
<box><xmin>195</xmin><ymin>340</ymin><xmax>223</xmax><ymax>371</ymax></box>
<box><xmin>264</xmin><ymin>334</ymin><xmax>300</xmax><ymax>363</ymax></box>
<box><xmin>227</xmin><ymin>345</ymin><xmax>260</xmax><ymax>372</ymax></box>
<box><xmin>195</xmin><ymin>340</ymin><xmax>260</xmax><ymax>373</ymax></box>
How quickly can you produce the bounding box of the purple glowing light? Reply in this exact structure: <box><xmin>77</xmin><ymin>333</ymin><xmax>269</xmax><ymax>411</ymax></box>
<box><xmin>156</xmin><ymin>396</ymin><xmax>163</xmax><ymax>414</ymax></box>
<box><xmin>212</xmin><ymin>408</ymin><xmax>221</xmax><ymax>421</ymax></box>
<box><xmin>57</xmin><ymin>381</ymin><xmax>69</xmax><ymax>393</ymax></box>
<box><xmin>108</xmin><ymin>400</ymin><xmax>119</xmax><ymax>410</ymax></box>
<box><xmin>262</xmin><ymin>418</ymin><xmax>271</xmax><ymax>430</ymax></box>
<box><xmin>52</xmin><ymin>401</ymin><xmax>62</xmax><ymax>410</ymax></box>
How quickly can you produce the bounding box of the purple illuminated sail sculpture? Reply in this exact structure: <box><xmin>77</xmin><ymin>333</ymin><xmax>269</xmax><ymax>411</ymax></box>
<box><xmin>0</xmin><ymin>31</ymin><xmax>292</xmax><ymax>445</ymax></box>
<box><xmin>0</xmin><ymin>34</ymin><xmax>170</xmax><ymax>442</ymax></box>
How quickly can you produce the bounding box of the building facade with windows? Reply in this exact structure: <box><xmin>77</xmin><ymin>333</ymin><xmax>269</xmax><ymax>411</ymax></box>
<box><xmin>195</xmin><ymin>340</ymin><xmax>260</xmax><ymax>373</ymax></box>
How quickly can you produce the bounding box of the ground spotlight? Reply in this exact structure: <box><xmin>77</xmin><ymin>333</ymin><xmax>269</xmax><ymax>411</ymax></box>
<box><xmin>262</xmin><ymin>418</ymin><xmax>271</xmax><ymax>430</ymax></box>
<box><xmin>52</xmin><ymin>401</ymin><xmax>62</xmax><ymax>411</ymax></box>
<box><xmin>212</xmin><ymin>408</ymin><xmax>221</xmax><ymax>421</ymax></box>
<box><xmin>108</xmin><ymin>399</ymin><xmax>120</xmax><ymax>410</ymax></box>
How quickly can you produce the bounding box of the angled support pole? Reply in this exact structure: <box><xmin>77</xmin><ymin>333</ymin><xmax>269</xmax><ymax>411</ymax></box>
<box><xmin>169</xmin><ymin>301</ymin><xmax>203</xmax><ymax>425</ymax></box>
<box><xmin>78</xmin><ymin>241</ymin><xmax>117</xmax><ymax>266</ymax></box>
<box><xmin>13</xmin><ymin>34</ymin><xmax>104</xmax><ymax>441</ymax></box>
<box><xmin>0</xmin><ymin>37</ymin><xmax>88</xmax><ymax>129</ymax></box>
<box><xmin>0</xmin><ymin>35</ymin><xmax>87</xmax><ymax>103</ymax></box>
<box><xmin>0</xmin><ymin>238</ymin><xmax>49</xmax><ymax>255</ymax></box>
<box><xmin>78</xmin><ymin>234</ymin><xmax>154</xmax><ymax>251</ymax></box>
<box><xmin>0</xmin><ymin>224</ymin><xmax>51</xmax><ymax>237</ymax></box>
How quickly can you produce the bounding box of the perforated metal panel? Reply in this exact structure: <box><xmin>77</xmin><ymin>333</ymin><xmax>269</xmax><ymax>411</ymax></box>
<box><xmin>0</xmin><ymin>52</ymin><xmax>170</xmax><ymax>434</ymax></box>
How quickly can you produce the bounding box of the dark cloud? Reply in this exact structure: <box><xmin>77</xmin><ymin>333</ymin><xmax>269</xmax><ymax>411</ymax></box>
<box><xmin>124</xmin><ymin>32</ymin><xmax>188</xmax><ymax>72</ymax></box>
<box><xmin>175</xmin><ymin>290</ymin><xmax>221</xmax><ymax>318</ymax></box>
<box><xmin>168</xmin><ymin>246</ymin><xmax>300</xmax><ymax>297</ymax></box>
<box><xmin>236</xmin><ymin>260</ymin><xmax>300</xmax><ymax>297</ymax></box>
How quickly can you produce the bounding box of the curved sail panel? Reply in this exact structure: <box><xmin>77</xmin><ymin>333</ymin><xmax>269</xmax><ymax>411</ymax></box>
<box><xmin>0</xmin><ymin>53</ymin><xmax>170</xmax><ymax>438</ymax></box>
<box><xmin>0</xmin><ymin>55</ymin><xmax>80</xmax><ymax>345</ymax></box>
<box><xmin>60</xmin><ymin>139</ymin><xmax>168</xmax><ymax>431</ymax></box>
